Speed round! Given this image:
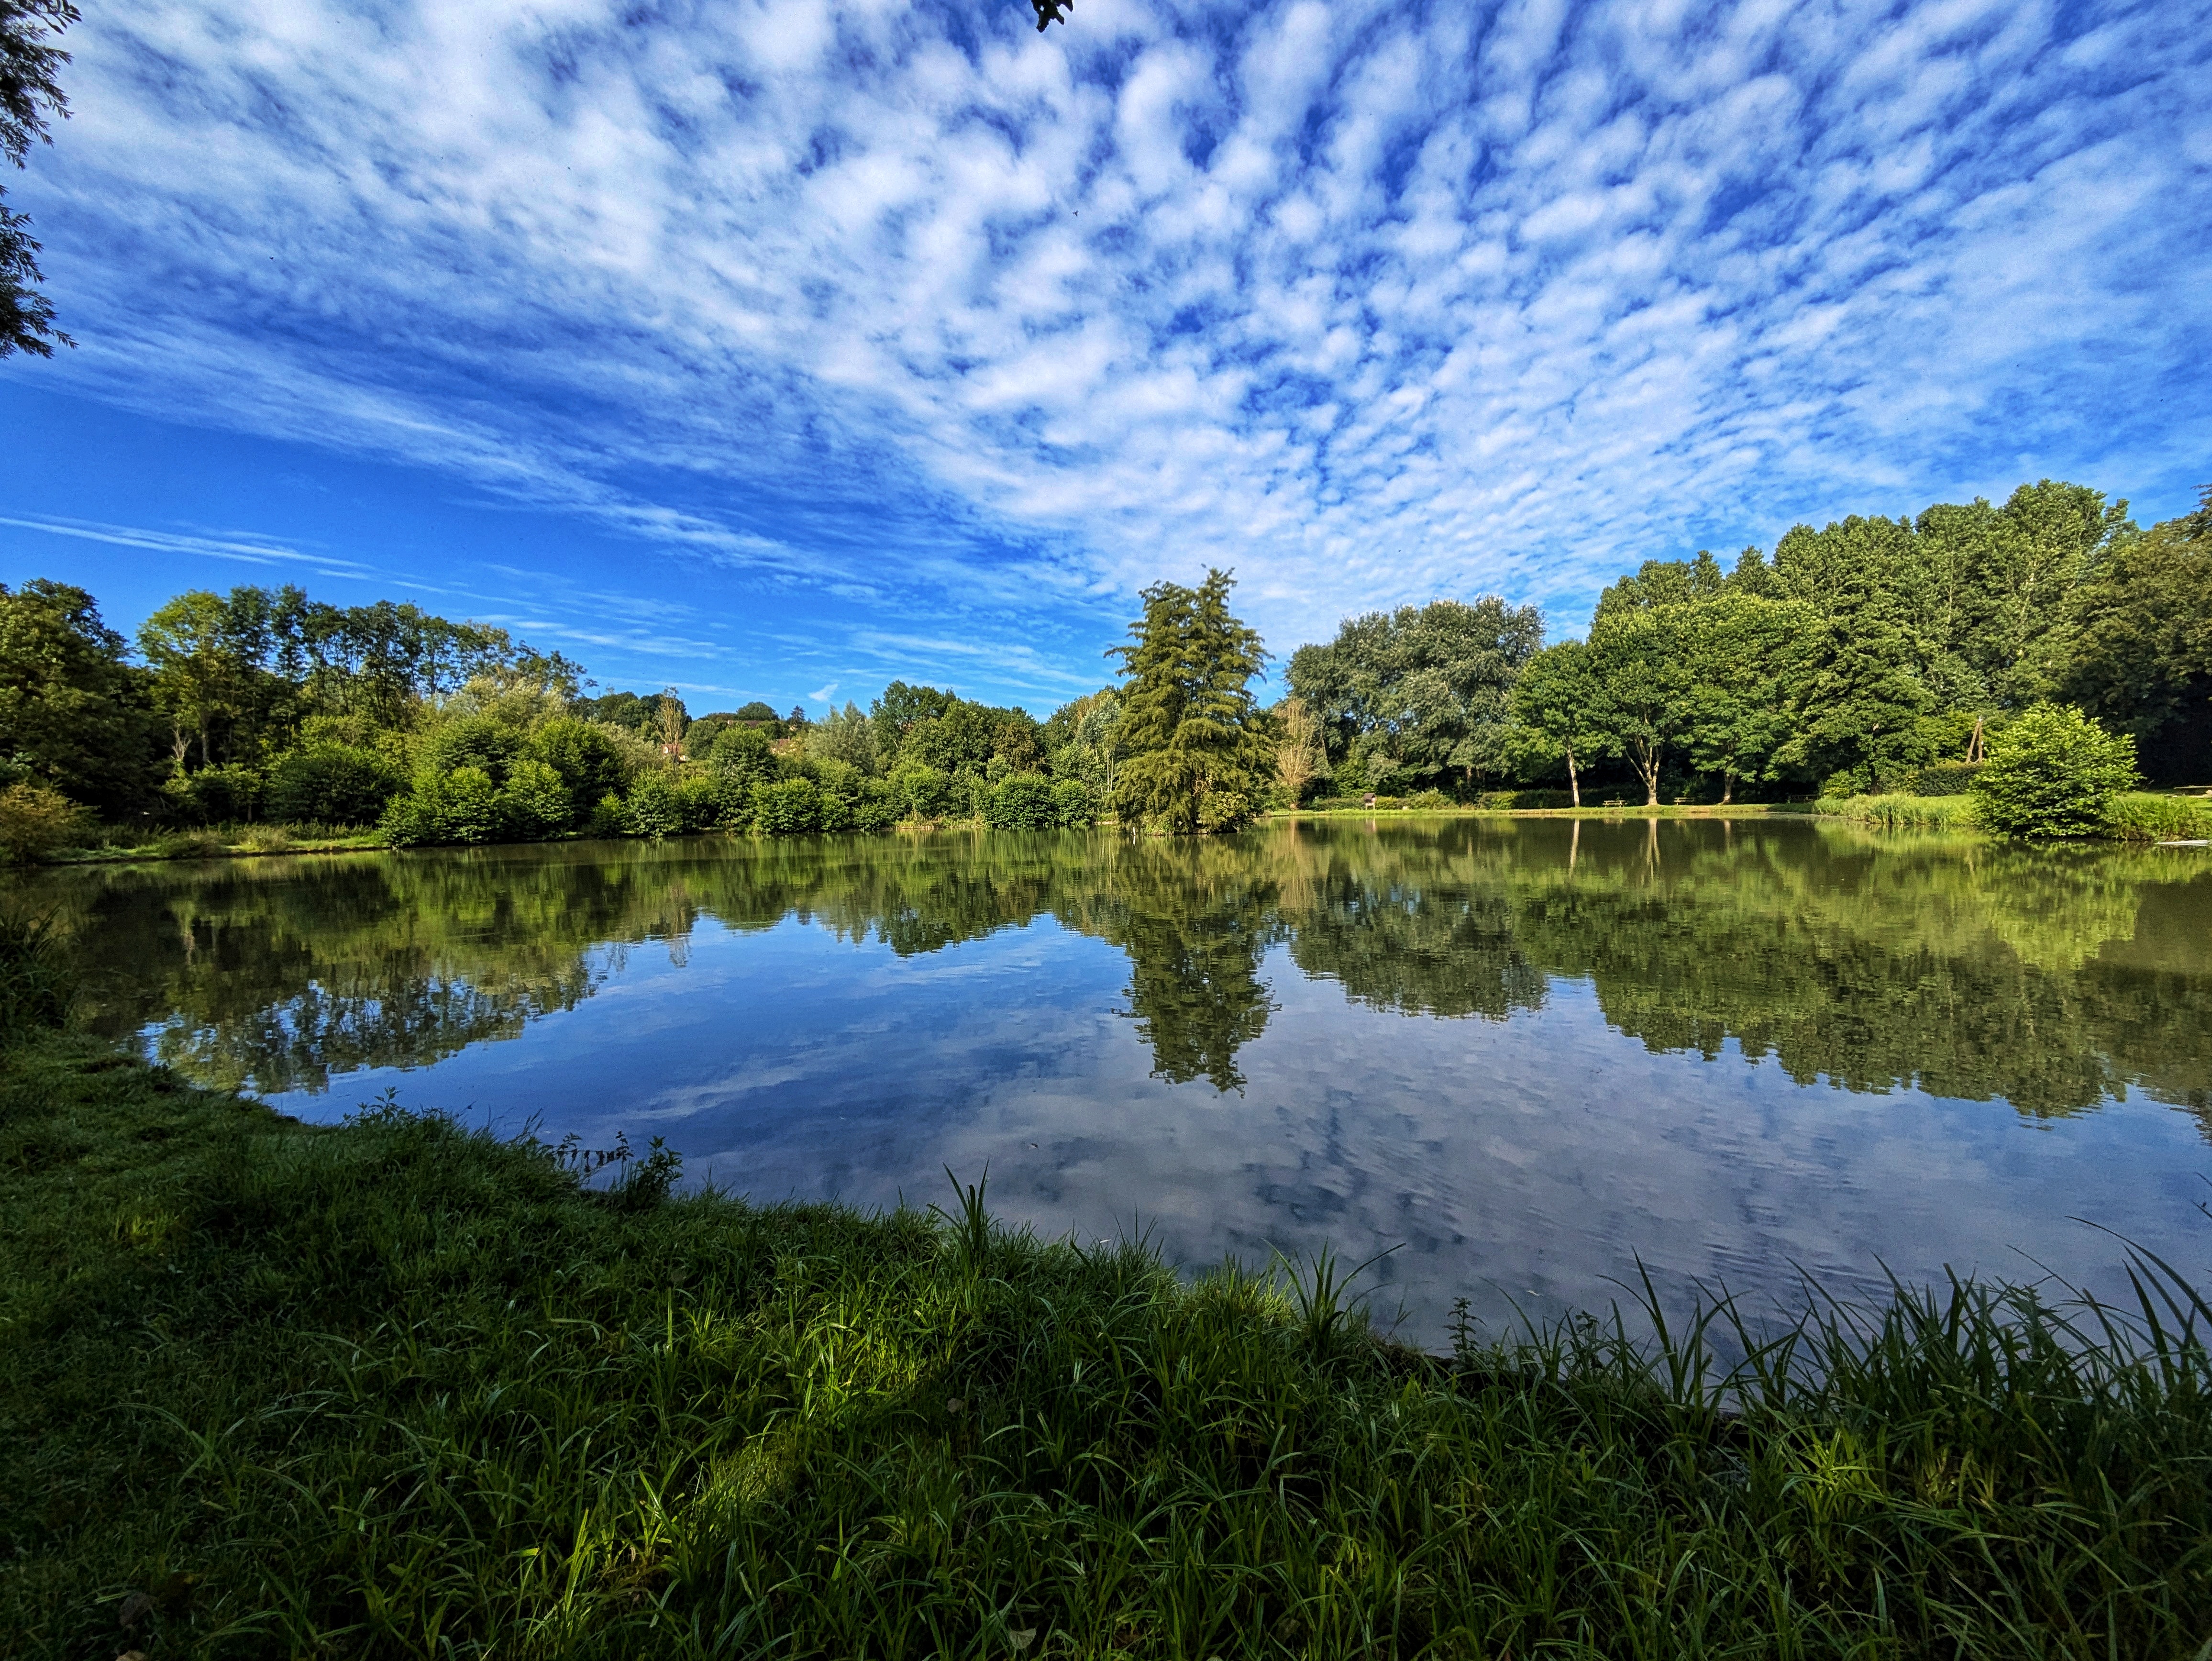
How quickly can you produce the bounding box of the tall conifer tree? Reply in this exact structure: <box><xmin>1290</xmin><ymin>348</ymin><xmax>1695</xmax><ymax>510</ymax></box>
<box><xmin>1108</xmin><ymin>569</ymin><xmax>1271</xmax><ymax>833</ymax></box>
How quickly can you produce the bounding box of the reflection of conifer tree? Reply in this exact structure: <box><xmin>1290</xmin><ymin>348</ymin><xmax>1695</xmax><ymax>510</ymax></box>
<box><xmin>1064</xmin><ymin>838</ymin><xmax>1280</xmax><ymax>1092</ymax></box>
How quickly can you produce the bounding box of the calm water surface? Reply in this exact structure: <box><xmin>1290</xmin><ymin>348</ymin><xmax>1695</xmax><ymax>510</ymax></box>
<box><xmin>24</xmin><ymin>817</ymin><xmax>2212</xmax><ymax>1340</ymax></box>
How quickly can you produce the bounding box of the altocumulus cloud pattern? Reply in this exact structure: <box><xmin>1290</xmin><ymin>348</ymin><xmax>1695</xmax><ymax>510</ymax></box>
<box><xmin>11</xmin><ymin>0</ymin><xmax>2212</xmax><ymax>684</ymax></box>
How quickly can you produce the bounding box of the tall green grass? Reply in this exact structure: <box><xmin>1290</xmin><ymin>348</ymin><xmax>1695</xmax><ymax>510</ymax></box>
<box><xmin>1814</xmin><ymin>791</ymin><xmax>1981</xmax><ymax>830</ymax></box>
<box><xmin>1820</xmin><ymin>788</ymin><xmax>2212</xmax><ymax>842</ymax></box>
<box><xmin>5</xmin><ymin>1034</ymin><xmax>2209</xmax><ymax>1657</ymax></box>
<box><xmin>2104</xmin><ymin>791</ymin><xmax>2212</xmax><ymax>842</ymax></box>
<box><xmin>0</xmin><ymin>913</ymin><xmax>70</xmax><ymax>1041</ymax></box>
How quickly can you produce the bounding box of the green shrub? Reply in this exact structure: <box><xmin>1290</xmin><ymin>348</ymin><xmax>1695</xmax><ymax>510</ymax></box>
<box><xmin>852</xmin><ymin>780</ymin><xmax>901</xmax><ymax>833</ymax></box>
<box><xmin>1050</xmin><ymin>777</ymin><xmax>1094</xmax><ymax>827</ymax></box>
<box><xmin>419</xmin><ymin>716</ymin><xmax>520</xmax><ymax>783</ymax></box>
<box><xmin>1196</xmin><ymin>787</ymin><xmax>1251</xmax><ymax>832</ymax></box>
<box><xmin>1913</xmin><ymin>760</ymin><xmax>1984</xmax><ymax>797</ymax></box>
<box><xmin>522</xmin><ymin>718</ymin><xmax>629</xmax><ymax>825</ymax></box>
<box><xmin>890</xmin><ymin>763</ymin><xmax>952</xmax><ymax>821</ymax></box>
<box><xmin>983</xmin><ymin>772</ymin><xmax>1057</xmax><ymax>830</ymax></box>
<box><xmin>707</xmin><ymin>724</ymin><xmax>777</xmax><ymax>785</ymax></box>
<box><xmin>812</xmin><ymin>760</ymin><xmax>862</xmax><ymax>834</ymax></box>
<box><xmin>0</xmin><ymin>783</ymin><xmax>90</xmax><ymax>863</ymax></box>
<box><xmin>754</xmin><ymin>777</ymin><xmax>823</xmax><ymax>835</ymax></box>
<box><xmin>162</xmin><ymin>763</ymin><xmax>262</xmax><ymax>825</ymax></box>
<box><xmin>263</xmin><ymin>743</ymin><xmax>406</xmax><ymax>825</ymax></box>
<box><xmin>668</xmin><ymin>772</ymin><xmax>738</xmax><ymax>833</ymax></box>
<box><xmin>2102</xmin><ymin>791</ymin><xmax>2212</xmax><ymax>842</ymax></box>
<box><xmin>622</xmin><ymin>773</ymin><xmax>685</xmax><ymax>840</ymax></box>
<box><xmin>587</xmin><ymin>792</ymin><xmax>627</xmax><ymax>838</ymax></box>
<box><xmin>1971</xmin><ymin>703</ymin><xmax>2138</xmax><ymax>839</ymax></box>
<box><xmin>379</xmin><ymin>767</ymin><xmax>505</xmax><ymax>846</ymax></box>
<box><xmin>152</xmin><ymin>829</ymin><xmax>230</xmax><ymax>859</ymax></box>
<box><xmin>498</xmin><ymin>758</ymin><xmax>573</xmax><ymax>839</ymax></box>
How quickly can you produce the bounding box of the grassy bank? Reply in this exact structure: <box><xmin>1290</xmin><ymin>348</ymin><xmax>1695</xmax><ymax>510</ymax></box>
<box><xmin>1797</xmin><ymin>791</ymin><xmax>2212</xmax><ymax>841</ymax></box>
<box><xmin>1278</xmin><ymin>802</ymin><xmax>1796</xmax><ymax>820</ymax></box>
<box><xmin>49</xmin><ymin>822</ymin><xmax>388</xmax><ymax>864</ymax></box>
<box><xmin>5</xmin><ymin>1032</ymin><xmax>2210</xmax><ymax>1656</ymax></box>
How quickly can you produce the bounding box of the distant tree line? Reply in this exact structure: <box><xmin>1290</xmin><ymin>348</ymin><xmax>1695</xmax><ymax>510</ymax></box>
<box><xmin>0</xmin><ymin>474</ymin><xmax>2203</xmax><ymax>853</ymax></box>
<box><xmin>0</xmin><ymin>576</ymin><xmax>1122</xmax><ymax>851</ymax></box>
<box><xmin>1282</xmin><ymin>478</ymin><xmax>2212</xmax><ymax>809</ymax></box>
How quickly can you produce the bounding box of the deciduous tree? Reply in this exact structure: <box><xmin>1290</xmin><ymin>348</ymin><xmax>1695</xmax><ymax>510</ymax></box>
<box><xmin>0</xmin><ymin>579</ymin><xmax>156</xmax><ymax>813</ymax></box>
<box><xmin>0</xmin><ymin>0</ymin><xmax>76</xmax><ymax>357</ymax></box>
<box><xmin>1286</xmin><ymin>597</ymin><xmax>1542</xmax><ymax>789</ymax></box>
<box><xmin>1587</xmin><ymin>610</ymin><xmax>1700</xmax><ymax>807</ymax></box>
<box><xmin>1510</xmin><ymin>640</ymin><xmax>1606</xmax><ymax>807</ymax></box>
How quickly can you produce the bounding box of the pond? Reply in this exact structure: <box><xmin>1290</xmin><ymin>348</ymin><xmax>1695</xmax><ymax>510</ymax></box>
<box><xmin>21</xmin><ymin>816</ymin><xmax>2212</xmax><ymax>1340</ymax></box>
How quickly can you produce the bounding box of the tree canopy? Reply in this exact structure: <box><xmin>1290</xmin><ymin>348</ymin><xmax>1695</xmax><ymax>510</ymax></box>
<box><xmin>1110</xmin><ymin>570</ymin><xmax>1271</xmax><ymax>834</ymax></box>
<box><xmin>1286</xmin><ymin>597</ymin><xmax>1543</xmax><ymax>792</ymax></box>
<box><xmin>0</xmin><ymin>579</ymin><xmax>154</xmax><ymax>815</ymax></box>
<box><xmin>0</xmin><ymin>0</ymin><xmax>76</xmax><ymax>357</ymax></box>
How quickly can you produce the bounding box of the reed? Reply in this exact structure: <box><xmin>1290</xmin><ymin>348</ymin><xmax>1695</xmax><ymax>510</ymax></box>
<box><xmin>2102</xmin><ymin>791</ymin><xmax>2212</xmax><ymax>842</ymax></box>
<box><xmin>1815</xmin><ymin>791</ymin><xmax>1981</xmax><ymax>830</ymax></box>
<box><xmin>4</xmin><ymin>1033</ymin><xmax>2207</xmax><ymax>1657</ymax></box>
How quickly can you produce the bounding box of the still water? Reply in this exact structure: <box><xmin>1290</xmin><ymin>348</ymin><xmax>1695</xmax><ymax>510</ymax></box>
<box><xmin>22</xmin><ymin>816</ymin><xmax>2212</xmax><ymax>1339</ymax></box>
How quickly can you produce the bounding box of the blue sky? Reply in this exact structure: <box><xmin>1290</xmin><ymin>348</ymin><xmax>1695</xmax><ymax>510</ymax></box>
<box><xmin>2</xmin><ymin>0</ymin><xmax>2207</xmax><ymax>714</ymax></box>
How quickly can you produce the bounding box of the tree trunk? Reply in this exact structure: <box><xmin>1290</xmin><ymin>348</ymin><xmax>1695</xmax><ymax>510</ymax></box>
<box><xmin>1566</xmin><ymin>746</ymin><xmax>1580</xmax><ymax>808</ymax></box>
<box><xmin>1720</xmin><ymin>771</ymin><xmax>1734</xmax><ymax>805</ymax></box>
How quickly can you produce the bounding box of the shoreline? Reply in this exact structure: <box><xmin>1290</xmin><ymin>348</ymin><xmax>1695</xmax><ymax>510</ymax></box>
<box><xmin>4</xmin><ymin>1030</ymin><xmax>2207</xmax><ymax>1653</ymax></box>
<box><xmin>29</xmin><ymin>788</ymin><xmax>2212</xmax><ymax>867</ymax></box>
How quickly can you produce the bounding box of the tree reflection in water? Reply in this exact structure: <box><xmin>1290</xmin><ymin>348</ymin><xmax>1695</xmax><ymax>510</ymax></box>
<box><xmin>18</xmin><ymin>819</ymin><xmax>2212</xmax><ymax>1130</ymax></box>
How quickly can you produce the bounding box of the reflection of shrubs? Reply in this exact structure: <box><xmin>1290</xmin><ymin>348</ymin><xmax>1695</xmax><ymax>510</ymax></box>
<box><xmin>0</xmin><ymin>783</ymin><xmax>90</xmax><ymax>863</ymax></box>
<box><xmin>264</xmin><ymin>743</ymin><xmax>406</xmax><ymax>825</ymax></box>
<box><xmin>1972</xmin><ymin>704</ymin><xmax>2137</xmax><ymax>839</ymax></box>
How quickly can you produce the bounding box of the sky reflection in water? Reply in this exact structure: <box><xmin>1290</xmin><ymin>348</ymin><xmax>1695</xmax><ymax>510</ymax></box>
<box><xmin>29</xmin><ymin>817</ymin><xmax>2212</xmax><ymax>1341</ymax></box>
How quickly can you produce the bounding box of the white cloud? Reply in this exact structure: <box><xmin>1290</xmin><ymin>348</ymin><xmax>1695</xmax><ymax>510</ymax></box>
<box><xmin>8</xmin><ymin>0</ymin><xmax>2209</xmax><ymax>674</ymax></box>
